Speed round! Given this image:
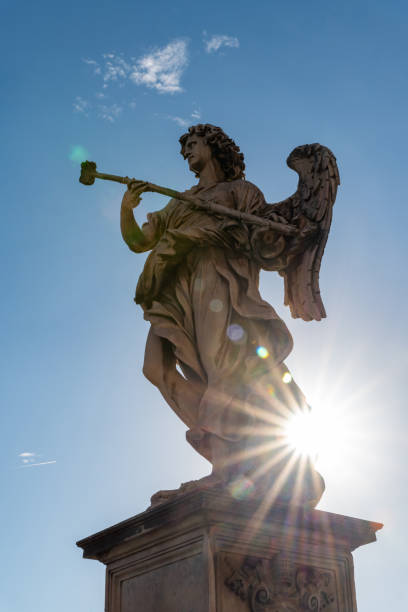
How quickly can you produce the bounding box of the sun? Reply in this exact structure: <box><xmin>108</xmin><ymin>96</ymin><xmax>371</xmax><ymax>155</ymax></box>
<box><xmin>283</xmin><ymin>404</ymin><xmax>350</xmax><ymax>472</ymax></box>
<box><xmin>285</xmin><ymin>410</ymin><xmax>321</xmax><ymax>458</ymax></box>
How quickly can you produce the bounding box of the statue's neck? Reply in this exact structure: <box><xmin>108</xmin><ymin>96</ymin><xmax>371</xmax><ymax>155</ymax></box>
<box><xmin>197</xmin><ymin>159</ymin><xmax>225</xmax><ymax>189</ymax></box>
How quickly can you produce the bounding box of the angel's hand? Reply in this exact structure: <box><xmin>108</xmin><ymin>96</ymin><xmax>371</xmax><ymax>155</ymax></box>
<box><xmin>122</xmin><ymin>180</ymin><xmax>149</xmax><ymax>210</ymax></box>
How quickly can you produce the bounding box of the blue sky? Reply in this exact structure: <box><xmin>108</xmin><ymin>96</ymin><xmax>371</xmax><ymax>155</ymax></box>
<box><xmin>1</xmin><ymin>0</ymin><xmax>407</xmax><ymax>610</ymax></box>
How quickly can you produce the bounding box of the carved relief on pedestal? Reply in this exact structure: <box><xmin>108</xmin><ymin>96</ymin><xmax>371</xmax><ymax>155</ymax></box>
<box><xmin>223</xmin><ymin>554</ymin><xmax>337</xmax><ymax>611</ymax></box>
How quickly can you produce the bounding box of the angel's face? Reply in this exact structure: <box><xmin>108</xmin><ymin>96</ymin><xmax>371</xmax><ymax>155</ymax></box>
<box><xmin>184</xmin><ymin>135</ymin><xmax>213</xmax><ymax>176</ymax></box>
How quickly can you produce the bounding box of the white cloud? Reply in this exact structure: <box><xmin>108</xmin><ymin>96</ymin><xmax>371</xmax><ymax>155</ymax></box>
<box><xmin>130</xmin><ymin>40</ymin><xmax>188</xmax><ymax>94</ymax></box>
<box><xmin>165</xmin><ymin>109</ymin><xmax>201</xmax><ymax>128</ymax></box>
<box><xmin>76</xmin><ymin>40</ymin><xmax>189</xmax><ymax>123</ymax></box>
<box><xmin>204</xmin><ymin>34</ymin><xmax>240</xmax><ymax>54</ymax></box>
<box><xmin>73</xmin><ymin>96</ymin><xmax>90</xmax><ymax>115</ymax></box>
<box><xmin>98</xmin><ymin>103</ymin><xmax>122</xmax><ymax>123</ymax></box>
<box><xmin>19</xmin><ymin>452</ymin><xmax>35</xmax><ymax>457</ymax></box>
<box><xmin>83</xmin><ymin>40</ymin><xmax>188</xmax><ymax>96</ymax></box>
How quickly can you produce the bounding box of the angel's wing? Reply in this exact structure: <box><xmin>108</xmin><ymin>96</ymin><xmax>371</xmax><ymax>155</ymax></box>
<box><xmin>263</xmin><ymin>143</ymin><xmax>340</xmax><ymax>321</ymax></box>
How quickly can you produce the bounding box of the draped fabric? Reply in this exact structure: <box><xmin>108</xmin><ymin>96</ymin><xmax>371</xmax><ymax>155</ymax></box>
<box><xmin>134</xmin><ymin>180</ymin><xmax>305</xmax><ymax>462</ymax></box>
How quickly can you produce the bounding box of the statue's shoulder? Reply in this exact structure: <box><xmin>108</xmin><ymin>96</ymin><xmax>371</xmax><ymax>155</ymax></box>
<box><xmin>223</xmin><ymin>179</ymin><xmax>266</xmax><ymax>203</ymax></box>
<box><xmin>217</xmin><ymin>179</ymin><xmax>263</xmax><ymax>194</ymax></box>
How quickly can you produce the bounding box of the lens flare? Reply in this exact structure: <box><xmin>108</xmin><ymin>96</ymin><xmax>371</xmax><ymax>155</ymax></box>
<box><xmin>209</xmin><ymin>299</ymin><xmax>223</xmax><ymax>312</ymax></box>
<box><xmin>228</xmin><ymin>476</ymin><xmax>255</xmax><ymax>500</ymax></box>
<box><xmin>227</xmin><ymin>324</ymin><xmax>245</xmax><ymax>342</ymax></box>
<box><xmin>282</xmin><ymin>371</ymin><xmax>292</xmax><ymax>384</ymax></box>
<box><xmin>69</xmin><ymin>145</ymin><xmax>90</xmax><ymax>164</ymax></box>
<box><xmin>266</xmin><ymin>384</ymin><xmax>276</xmax><ymax>396</ymax></box>
<box><xmin>256</xmin><ymin>346</ymin><xmax>269</xmax><ymax>359</ymax></box>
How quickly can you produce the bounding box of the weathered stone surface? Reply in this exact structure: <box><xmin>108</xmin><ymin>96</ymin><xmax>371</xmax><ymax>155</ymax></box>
<box><xmin>77</xmin><ymin>489</ymin><xmax>382</xmax><ymax>611</ymax></box>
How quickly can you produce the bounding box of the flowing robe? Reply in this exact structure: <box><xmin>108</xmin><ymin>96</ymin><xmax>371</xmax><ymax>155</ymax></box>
<box><xmin>133</xmin><ymin>179</ymin><xmax>304</xmax><ymax>462</ymax></box>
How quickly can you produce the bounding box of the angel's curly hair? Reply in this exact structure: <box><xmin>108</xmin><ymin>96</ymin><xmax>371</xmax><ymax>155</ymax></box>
<box><xmin>179</xmin><ymin>124</ymin><xmax>245</xmax><ymax>181</ymax></box>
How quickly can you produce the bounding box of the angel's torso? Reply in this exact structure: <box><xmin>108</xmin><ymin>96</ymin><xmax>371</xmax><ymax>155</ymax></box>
<box><xmin>162</xmin><ymin>179</ymin><xmax>267</xmax><ymax>231</ymax></box>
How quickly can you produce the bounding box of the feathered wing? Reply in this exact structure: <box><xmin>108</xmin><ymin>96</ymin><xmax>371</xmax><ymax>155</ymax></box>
<box><xmin>262</xmin><ymin>143</ymin><xmax>340</xmax><ymax>321</ymax></box>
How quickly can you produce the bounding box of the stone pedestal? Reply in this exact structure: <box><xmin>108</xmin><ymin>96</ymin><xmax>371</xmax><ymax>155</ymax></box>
<box><xmin>77</xmin><ymin>490</ymin><xmax>382</xmax><ymax>611</ymax></box>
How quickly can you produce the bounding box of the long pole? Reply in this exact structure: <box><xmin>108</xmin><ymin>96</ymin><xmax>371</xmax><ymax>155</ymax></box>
<box><xmin>80</xmin><ymin>163</ymin><xmax>298</xmax><ymax>237</ymax></box>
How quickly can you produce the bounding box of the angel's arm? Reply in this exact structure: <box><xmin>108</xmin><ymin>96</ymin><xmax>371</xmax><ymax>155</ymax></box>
<box><xmin>120</xmin><ymin>182</ymin><xmax>165</xmax><ymax>253</ymax></box>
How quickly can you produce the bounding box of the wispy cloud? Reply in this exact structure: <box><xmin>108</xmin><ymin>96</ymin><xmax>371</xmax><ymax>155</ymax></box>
<box><xmin>83</xmin><ymin>58</ymin><xmax>101</xmax><ymax>75</ymax></box>
<box><xmin>19</xmin><ymin>451</ymin><xmax>37</xmax><ymax>465</ymax></box>
<box><xmin>73</xmin><ymin>96</ymin><xmax>90</xmax><ymax>115</ymax></box>
<box><xmin>18</xmin><ymin>452</ymin><xmax>56</xmax><ymax>468</ymax></box>
<box><xmin>167</xmin><ymin>116</ymin><xmax>189</xmax><ymax>127</ymax></box>
<box><xmin>20</xmin><ymin>460</ymin><xmax>57</xmax><ymax>469</ymax></box>
<box><xmin>165</xmin><ymin>109</ymin><xmax>201</xmax><ymax>128</ymax></box>
<box><xmin>73</xmin><ymin>96</ymin><xmax>122</xmax><ymax>123</ymax></box>
<box><xmin>82</xmin><ymin>40</ymin><xmax>188</xmax><ymax>95</ymax></box>
<box><xmin>98</xmin><ymin>103</ymin><xmax>122</xmax><ymax>123</ymax></box>
<box><xmin>101</xmin><ymin>53</ymin><xmax>131</xmax><ymax>83</ymax></box>
<box><xmin>204</xmin><ymin>33</ymin><xmax>240</xmax><ymax>54</ymax></box>
<box><xmin>76</xmin><ymin>41</ymin><xmax>189</xmax><ymax>122</ymax></box>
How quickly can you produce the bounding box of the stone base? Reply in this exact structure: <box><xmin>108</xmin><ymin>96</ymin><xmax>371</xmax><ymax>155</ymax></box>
<box><xmin>77</xmin><ymin>490</ymin><xmax>382</xmax><ymax>612</ymax></box>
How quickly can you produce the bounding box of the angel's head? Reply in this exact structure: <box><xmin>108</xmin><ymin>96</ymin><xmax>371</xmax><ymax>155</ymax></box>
<box><xmin>179</xmin><ymin>124</ymin><xmax>245</xmax><ymax>181</ymax></box>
